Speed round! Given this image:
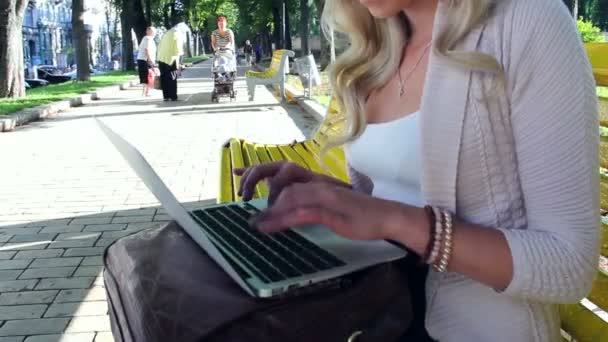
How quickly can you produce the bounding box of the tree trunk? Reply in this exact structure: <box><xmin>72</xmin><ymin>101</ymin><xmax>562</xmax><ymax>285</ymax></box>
<box><xmin>0</xmin><ymin>0</ymin><xmax>29</xmax><ymax>98</ymax></box>
<box><xmin>285</xmin><ymin>2</ymin><xmax>293</xmax><ymax>50</ymax></box>
<box><xmin>145</xmin><ymin>0</ymin><xmax>152</xmax><ymax>25</ymax></box>
<box><xmin>314</xmin><ymin>0</ymin><xmax>331</xmax><ymax>69</ymax></box>
<box><xmin>73</xmin><ymin>0</ymin><xmax>90</xmax><ymax>81</ymax></box>
<box><xmin>132</xmin><ymin>0</ymin><xmax>148</xmax><ymax>42</ymax></box>
<box><xmin>120</xmin><ymin>4</ymin><xmax>135</xmax><ymax>70</ymax></box>
<box><xmin>272</xmin><ymin>5</ymin><xmax>282</xmax><ymax>49</ymax></box>
<box><xmin>300</xmin><ymin>0</ymin><xmax>311</xmax><ymax>56</ymax></box>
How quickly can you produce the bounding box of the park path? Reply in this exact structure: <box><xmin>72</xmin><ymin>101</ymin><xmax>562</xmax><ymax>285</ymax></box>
<box><xmin>0</xmin><ymin>60</ymin><xmax>318</xmax><ymax>342</ymax></box>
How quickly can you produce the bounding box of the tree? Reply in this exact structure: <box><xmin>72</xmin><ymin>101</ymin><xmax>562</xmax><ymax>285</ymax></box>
<box><xmin>299</xmin><ymin>0</ymin><xmax>311</xmax><ymax>56</ymax></box>
<box><xmin>0</xmin><ymin>0</ymin><xmax>29</xmax><ymax>98</ymax></box>
<box><xmin>73</xmin><ymin>0</ymin><xmax>91</xmax><ymax>81</ymax></box>
<box><xmin>104</xmin><ymin>0</ymin><xmax>120</xmax><ymax>60</ymax></box>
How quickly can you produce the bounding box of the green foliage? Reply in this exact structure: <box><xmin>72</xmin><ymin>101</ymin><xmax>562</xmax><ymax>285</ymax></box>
<box><xmin>182</xmin><ymin>54</ymin><xmax>210</xmax><ymax>63</ymax></box>
<box><xmin>0</xmin><ymin>71</ymin><xmax>137</xmax><ymax>116</ymax></box>
<box><xmin>577</xmin><ymin>19</ymin><xmax>606</xmax><ymax>42</ymax></box>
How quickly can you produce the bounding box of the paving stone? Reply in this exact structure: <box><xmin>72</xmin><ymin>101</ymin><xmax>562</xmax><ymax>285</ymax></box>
<box><xmin>0</xmin><ymin>318</ymin><xmax>70</xmax><ymax>336</ymax></box>
<box><xmin>44</xmin><ymin>301</ymin><xmax>108</xmax><ymax>318</ymax></box>
<box><xmin>114</xmin><ymin>208</ymin><xmax>156</xmax><ymax>217</ymax></box>
<box><xmin>55</xmin><ymin>233</ymin><xmax>100</xmax><ymax>241</ymax></box>
<box><xmin>48</xmin><ymin>239</ymin><xmax>97</xmax><ymax>249</ymax></box>
<box><xmin>35</xmin><ymin>277</ymin><xmax>94</xmax><ymax>290</ymax></box>
<box><xmin>125</xmin><ymin>222</ymin><xmax>163</xmax><ymax>232</ymax></box>
<box><xmin>153</xmin><ymin>214</ymin><xmax>171</xmax><ymax>222</ymax></box>
<box><xmin>99</xmin><ymin>231</ymin><xmax>134</xmax><ymax>239</ymax></box>
<box><xmin>82</xmin><ymin>224</ymin><xmax>126</xmax><ymax>233</ymax></box>
<box><xmin>39</xmin><ymin>225</ymin><xmax>85</xmax><ymax>234</ymax></box>
<box><xmin>9</xmin><ymin>234</ymin><xmax>57</xmax><ymax>243</ymax></box>
<box><xmin>0</xmin><ymin>235</ymin><xmax>13</xmax><ymax>243</ymax></box>
<box><xmin>70</xmin><ymin>218</ymin><xmax>112</xmax><ymax>226</ymax></box>
<box><xmin>94</xmin><ymin>239</ymin><xmax>117</xmax><ymax>248</ymax></box>
<box><xmin>0</xmin><ymin>260</ymin><xmax>31</xmax><ymax>270</ymax></box>
<box><xmin>54</xmin><ymin>287</ymin><xmax>106</xmax><ymax>303</ymax></box>
<box><xmin>0</xmin><ymin>251</ymin><xmax>16</xmax><ymax>260</ymax></box>
<box><xmin>0</xmin><ymin>242</ymin><xmax>49</xmax><ymax>251</ymax></box>
<box><xmin>80</xmin><ymin>257</ymin><xmax>103</xmax><ymax>266</ymax></box>
<box><xmin>65</xmin><ymin>315</ymin><xmax>111</xmax><ymax>333</ymax></box>
<box><xmin>24</xmin><ymin>333</ymin><xmax>95</xmax><ymax>342</ymax></box>
<box><xmin>73</xmin><ymin>266</ymin><xmax>102</xmax><ymax>277</ymax></box>
<box><xmin>0</xmin><ymin>227</ymin><xmax>42</xmax><ymax>235</ymax></box>
<box><xmin>29</xmin><ymin>219</ymin><xmax>72</xmax><ymax>227</ymax></box>
<box><xmin>30</xmin><ymin>257</ymin><xmax>82</xmax><ymax>268</ymax></box>
<box><xmin>0</xmin><ymin>304</ymin><xmax>48</xmax><ymax>320</ymax></box>
<box><xmin>0</xmin><ymin>280</ymin><xmax>38</xmax><ymax>292</ymax></box>
<box><xmin>0</xmin><ymin>290</ymin><xmax>58</xmax><ymax>305</ymax></box>
<box><xmin>14</xmin><ymin>249</ymin><xmax>64</xmax><ymax>260</ymax></box>
<box><xmin>93</xmin><ymin>276</ymin><xmax>104</xmax><ymax>286</ymax></box>
<box><xmin>110</xmin><ymin>216</ymin><xmax>153</xmax><ymax>224</ymax></box>
<box><xmin>93</xmin><ymin>332</ymin><xmax>113</xmax><ymax>342</ymax></box>
<box><xmin>19</xmin><ymin>267</ymin><xmax>76</xmax><ymax>279</ymax></box>
<box><xmin>64</xmin><ymin>248</ymin><xmax>105</xmax><ymax>257</ymax></box>
<box><xmin>0</xmin><ymin>270</ymin><xmax>23</xmax><ymax>280</ymax></box>
<box><xmin>0</xmin><ymin>337</ymin><xmax>25</xmax><ymax>342</ymax></box>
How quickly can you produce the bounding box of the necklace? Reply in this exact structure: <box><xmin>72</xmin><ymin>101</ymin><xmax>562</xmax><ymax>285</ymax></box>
<box><xmin>397</xmin><ymin>41</ymin><xmax>432</xmax><ymax>97</ymax></box>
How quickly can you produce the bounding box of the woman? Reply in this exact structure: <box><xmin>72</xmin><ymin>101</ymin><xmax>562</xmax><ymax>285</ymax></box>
<box><xmin>235</xmin><ymin>0</ymin><xmax>600</xmax><ymax>341</ymax></box>
<box><xmin>211</xmin><ymin>15</ymin><xmax>235</xmax><ymax>56</ymax></box>
<box><xmin>136</xmin><ymin>26</ymin><xmax>156</xmax><ymax>97</ymax></box>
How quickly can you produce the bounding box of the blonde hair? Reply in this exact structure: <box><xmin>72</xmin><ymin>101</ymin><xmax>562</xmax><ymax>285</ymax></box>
<box><xmin>319</xmin><ymin>0</ymin><xmax>503</xmax><ymax>153</ymax></box>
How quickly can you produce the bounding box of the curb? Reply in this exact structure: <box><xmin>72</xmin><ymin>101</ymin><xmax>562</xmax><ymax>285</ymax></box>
<box><xmin>0</xmin><ymin>78</ymin><xmax>137</xmax><ymax>132</ymax></box>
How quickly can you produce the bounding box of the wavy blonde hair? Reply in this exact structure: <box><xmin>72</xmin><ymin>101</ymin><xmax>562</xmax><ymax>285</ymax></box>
<box><xmin>318</xmin><ymin>0</ymin><xmax>503</xmax><ymax>153</ymax></box>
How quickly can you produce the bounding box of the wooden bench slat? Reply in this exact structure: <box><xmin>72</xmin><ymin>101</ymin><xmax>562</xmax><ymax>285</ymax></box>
<box><xmin>255</xmin><ymin>144</ymin><xmax>273</xmax><ymax>164</ymax></box>
<box><xmin>588</xmin><ymin>270</ymin><xmax>608</xmax><ymax>313</ymax></box>
<box><xmin>277</xmin><ymin>145</ymin><xmax>312</xmax><ymax>170</ymax></box>
<box><xmin>291</xmin><ymin>143</ymin><xmax>328</xmax><ymax>175</ymax></box>
<box><xmin>229</xmin><ymin>139</ymin><xmax>245</xmax><ymax>201</ymax></box>
<box><xmin>266</xmin><ymin>145</ymin><xmax>285</xmax><ymax>162</ymax></box>
<box><xmin>560</xmin><ymin>298</ymin><xmax>608</xmax><ymax>341</ymax></box>
<box><xmin>218</xmin><ymin>147</ymin><xmax>234</xmax><ymax>203</ymax></box>
<box><xmin>303</xmin><ymin>141</ymin><xmax>349</xmax><ymax>182</ymax></box>
<box><xmin>243</xmin><ymin>142</ymin><xmax>270</xmax><ymax>198</ymax></box>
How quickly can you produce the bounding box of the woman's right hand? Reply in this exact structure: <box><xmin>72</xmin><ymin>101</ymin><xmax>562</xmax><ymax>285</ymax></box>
<box><xmin>234</xmin><ymin>162</ymin><xmax>349</xmax><ymax>204</ymax></box>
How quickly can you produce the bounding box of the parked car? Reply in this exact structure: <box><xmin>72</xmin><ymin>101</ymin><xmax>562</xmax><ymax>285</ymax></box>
<box><xmin>63</xmin><ymin>68</ymin><xmax>104</xmax><ymax>80</ymax></box>
<box><xmin>25</xmin><ymin>79</ymin><xmax>50</xmax><ymax>89</ymax></box>
<box><xmin>37</xmin><ymin>66</ymin><xmax>72</xmax><ymax>84</ymax></box>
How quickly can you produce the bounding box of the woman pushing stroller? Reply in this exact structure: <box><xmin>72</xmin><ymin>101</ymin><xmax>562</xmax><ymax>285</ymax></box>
<box><xmin>211</xmin><ymin>15</ymin><xmax>235</xmax><ymax>58</ymax></box>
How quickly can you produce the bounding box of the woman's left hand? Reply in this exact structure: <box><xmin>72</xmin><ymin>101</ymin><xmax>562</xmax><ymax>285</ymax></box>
<box><xmin>250</xmin><ymin>182</ymin><xmax>428</xmax><ymax>243</ymax></box>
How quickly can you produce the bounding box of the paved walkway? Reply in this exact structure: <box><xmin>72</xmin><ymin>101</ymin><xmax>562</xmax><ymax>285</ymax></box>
<box><xmin>0</xmin><ymin>60</ymin><xmax>319</xmax><ymax>341</ymax></box>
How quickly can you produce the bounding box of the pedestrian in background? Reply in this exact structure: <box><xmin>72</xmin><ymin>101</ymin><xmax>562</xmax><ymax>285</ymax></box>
<box><xmin>137</xmin><ymin>26</ymin><xmax>157</xmax><ymax>97</ymax></box>
<box><xmin>157</xmin><ymin>21</ymin><xmax>184</xmax><ymax>102</ymax></box>
<box><xmin>244</xmin><ymin>40</ymin><xmax>253</xmax><ymax>66</ymax></box>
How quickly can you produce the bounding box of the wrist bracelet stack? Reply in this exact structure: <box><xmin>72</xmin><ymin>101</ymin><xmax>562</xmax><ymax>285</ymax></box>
<box><xmin>422</xmin><ymin>205</ymin><xmax>454</xmax><ymax>272</ymax></box>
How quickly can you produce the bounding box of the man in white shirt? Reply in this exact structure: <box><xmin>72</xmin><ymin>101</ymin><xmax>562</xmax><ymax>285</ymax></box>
<box><xmin>137</xmin><ymin>27</ymin><xmax>157</xmax><ymax>97</ymax></box>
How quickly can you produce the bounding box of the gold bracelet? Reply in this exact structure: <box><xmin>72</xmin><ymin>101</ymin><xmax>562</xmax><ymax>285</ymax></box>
<box><xmin>426</xmin><ymin>206</ymin><xmax>444</xmax><ymax>265</ymax></box>
<box><xmin>434</xmin><ymin>209</ymin><xmax>453</xmax><ymax>273</ymax></box>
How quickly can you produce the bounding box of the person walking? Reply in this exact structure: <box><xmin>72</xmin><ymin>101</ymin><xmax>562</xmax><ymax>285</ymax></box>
<box><xmin>136</xmin><ymin>26</ymin><xmax>157</xmax><ymax>97</ymax></box>
<box><xmin>244</xmin><ymin>40</ymin><xmax>253</xmax><ymax>66</ymax></box>
<box><xmin>157</xmin><ymin>21</ymin><xmax>184</xmax><ymax>102</ymax></box>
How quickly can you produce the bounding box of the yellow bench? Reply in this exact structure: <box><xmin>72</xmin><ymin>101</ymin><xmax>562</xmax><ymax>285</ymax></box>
<box><xmin>218</xmin><ymin>100</ymin><xmax>347</xmax><ymax>203</ymax></box>
<box><xmin>246</xmin><ymin>49</ymin><xmax>295</xmax><ymax>101</ymax></box>
<box><xmin>585</xmin><ymin>43</ymin><xmax>608</xmax><ymax>87</ymax></box>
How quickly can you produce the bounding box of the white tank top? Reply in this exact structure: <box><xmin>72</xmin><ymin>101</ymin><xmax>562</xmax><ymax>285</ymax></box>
<box><xmin>345</xmin><ymin>112</ymin><xmax>423</xmax><ymax>207</ymax></box>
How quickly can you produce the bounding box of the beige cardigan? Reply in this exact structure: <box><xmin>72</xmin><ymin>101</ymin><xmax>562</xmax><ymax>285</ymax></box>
<box><xmin>348</xmin><ymin>0</ymin><xmax>600</xmax><ymax>340</ymax></box>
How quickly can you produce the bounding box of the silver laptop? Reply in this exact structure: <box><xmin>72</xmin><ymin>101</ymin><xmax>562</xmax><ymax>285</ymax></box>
<box><xmin>96</xmin><ymin>118</ymin><xmax>406</xmax><ymax>298</ymax></box>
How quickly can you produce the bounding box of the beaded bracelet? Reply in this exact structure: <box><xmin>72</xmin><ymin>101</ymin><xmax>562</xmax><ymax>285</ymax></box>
<box><xmin>426</xmin><ymin>206</ymin><xmax>444</xmax><ymax>265</ymax></box>
<box><xmin>434</xmin><ymin>209</ymin><xmax>453</xmax><ymax>273</ymax></box>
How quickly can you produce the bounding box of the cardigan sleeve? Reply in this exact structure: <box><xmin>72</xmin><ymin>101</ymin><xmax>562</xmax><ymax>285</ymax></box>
<box><xmin>499</xmin><ymin>0</ymin><xmax>600</xmax><ymax>303</ymax></box>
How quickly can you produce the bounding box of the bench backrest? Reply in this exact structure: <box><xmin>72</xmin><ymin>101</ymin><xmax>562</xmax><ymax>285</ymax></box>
<box><xmin>267</xmin><ymin>49</ymin><xmax>294</xmax><ymax>78</ymax></box>
<box><xmin>586</xmin><ymin>43</ymin><xmax>608</xmax><ymax>69</ymax></box>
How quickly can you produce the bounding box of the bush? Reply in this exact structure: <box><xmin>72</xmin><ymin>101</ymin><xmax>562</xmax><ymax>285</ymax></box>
<box><xmin>577</xmin><ymin>19</ymin><xmax>605</xmax><ymax>43</ymax></box>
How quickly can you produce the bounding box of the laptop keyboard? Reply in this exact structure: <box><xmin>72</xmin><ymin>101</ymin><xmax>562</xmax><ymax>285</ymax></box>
<box><xmin>190</xmin><ymin>204</ymin><xmax>346</xmax><ymax>283</ymax></box>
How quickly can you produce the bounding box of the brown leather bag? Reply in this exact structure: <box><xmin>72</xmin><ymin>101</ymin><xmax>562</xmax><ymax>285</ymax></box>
<box><xmin>103</xmin><ymin>221</ymin><xmax>412</xmax><ymax>342</ymax></box>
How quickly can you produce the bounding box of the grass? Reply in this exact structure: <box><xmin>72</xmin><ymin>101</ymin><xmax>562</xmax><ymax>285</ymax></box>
<box><xmin>599</xmin><ymin>86</ymin><xmax>608</xmax><ymax>99</ymax></box>
<box><xmin>286</xmin><ymin>71</ymin><xmax>332</xmax><ymax>108</ymax></box>
<box><xmin>0</xmin><ymin>71</ymin><xmax>137</xmax><ymax>116</ymax></box>
<box><xmin>183</xmin><ymin>54</ymin><xmax>209</xmax><ymax>64</ymax></box>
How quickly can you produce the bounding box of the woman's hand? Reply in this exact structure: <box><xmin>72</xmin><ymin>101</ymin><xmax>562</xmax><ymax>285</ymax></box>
<box><xmin>234</xmin><ymin>162</ymin><xmax>349</xmax><ymax>203</ymax></box>
<box><xmin>250</xmin><ymin>181</ymin><xmax>430</xmax><ymax>246</ymax></box>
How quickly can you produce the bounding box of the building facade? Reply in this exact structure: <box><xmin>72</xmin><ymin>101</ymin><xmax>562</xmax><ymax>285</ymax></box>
<box><xmin>22</xmin><ymin>0</ymin><xmax>75</xmax><ymax>69</ymax></box>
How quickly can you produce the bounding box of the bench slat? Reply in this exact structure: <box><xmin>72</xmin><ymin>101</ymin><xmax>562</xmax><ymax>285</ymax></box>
<box><xmin>218</xmin><ymin>147</ymin><xmax>234</xmax><ymax>203</ymax></box>
<box><xmin>266</xmin><ymin>145</ymin><xmax>285</xmax><ymax>162</ymax></box>
<box><xmin>229</xmin><ymin>139</ymin><xmax>245</xmax><ymax>201</ymax></box>
<box><xmin>303</xmin><ymin>141</ymin><xmax>349</xmax><ymax>182</ymax></box>
<box><xmin>291</xmin><ymin>143</ymin><xmax>328</xmax><ymax>176</ymax></box>
<box><xmin>277</xmin><ymin>145</ymin><xmax>312</xmax><ymax>170</ymax></box>
<box><xmin>243</xmin><ymin>142</ymin><xmax>270</xmax><ymax>198</ymax></box>
<box><xmin>255</xmin><ymin>144</ymin><xmax>273</xmax><ymax>164</ymax></box>
<box><xmin>560</xmin><ymin>298</ymin><xmax>608</xmax><ymax>341</ymax></box>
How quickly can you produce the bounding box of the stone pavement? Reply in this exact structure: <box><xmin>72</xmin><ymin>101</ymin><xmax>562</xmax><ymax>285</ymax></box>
<box><xmin>0</xmin><ymin>60</ymin><xmax>319</xmax><ymax>341</ymax></box>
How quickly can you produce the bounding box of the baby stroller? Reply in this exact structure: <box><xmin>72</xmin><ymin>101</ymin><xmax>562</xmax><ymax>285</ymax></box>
<box><xmin>211</xmin><ymin>49</ymin><xmax>237</xmax><ymax>102</ymax></box>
